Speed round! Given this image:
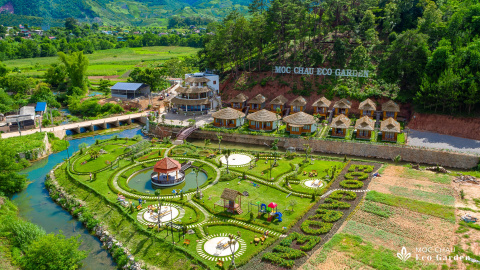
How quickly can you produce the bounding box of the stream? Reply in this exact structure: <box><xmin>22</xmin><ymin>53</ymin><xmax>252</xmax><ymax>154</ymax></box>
<box><xmin>11</xmin><ymin>127</ymin><xmax>144</xmax><ymax>270</ymax></box>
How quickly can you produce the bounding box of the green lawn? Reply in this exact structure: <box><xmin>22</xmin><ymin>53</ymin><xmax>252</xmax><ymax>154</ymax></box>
<box><xmin>403</xmin><ymin>168</ymin><xmax>452</xmax><ymax>184</ymax></box>
<box><xmin>74</xmin><ymin>144</ymin><xmax>130</xmax><ymax>173</ymax></box>
<box><xmin>4</xmin><ymin>46</ymin><xmax>200</xmax><ymax>78</ymax></box>
<box><xmin>198</xmin><ymin>177</ymin><xmax>315</xmax><ymax>231</ymax></box>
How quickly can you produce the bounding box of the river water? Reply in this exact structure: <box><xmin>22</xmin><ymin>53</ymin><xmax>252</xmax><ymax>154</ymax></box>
<box><xmin>12</xmin><ymin>127</ymin><xmax>144</xmax><ymax>270</ymax></box>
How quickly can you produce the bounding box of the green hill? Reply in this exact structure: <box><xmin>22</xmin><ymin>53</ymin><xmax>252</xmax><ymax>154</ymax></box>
<box><xmin>0</xmin><ymin>0</ymin><xmax>251</xmax><ymax>27</ymax></box>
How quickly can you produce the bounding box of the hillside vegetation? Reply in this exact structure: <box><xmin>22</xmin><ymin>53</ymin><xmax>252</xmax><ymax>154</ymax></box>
<box><xmin>200</xmin><ymin>0</ymin><xmax>480</xmax><ymax>116</ymax></box>
<box><xmin>1</xmin><ymin>0</ymin><xmax>251</xmax><ymax>26</ymax></box>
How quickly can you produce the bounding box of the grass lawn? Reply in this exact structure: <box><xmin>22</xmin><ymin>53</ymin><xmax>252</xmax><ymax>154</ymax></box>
<box><xmin>366</xmin><ymin>191</ymin><xmax>455</xmax><ymax>222</ymax></box>
<box><xmin>233</xmin><ymin>157</ymin><xmax>293</xmax><ymax>181</ymax></box>
<box><xmin>403</xmin><ymin>167</ymin><xmax>452</xmax><ymax>184</ymax></box>
<box><xmin>2</xmin><ymin>132</ymin><xmax>46</xmax><ymax>154</ymax></box>
<box><xmin>199</xmin><ymin>178</ymin><xmax>315</xmax><ymax>231</ymax></box>
<box><xmin>74</xmin><ymin>144</ymin><xmax>130</xmax><ymax>173</ymax></box>
<box><xmin>4</xmin><ymin>46</ymin><xmax>200</xmax><ymax>77</ymax></box>
<box><xmin>138</xmin><ymin>149</ymin><xmax>165</xmax><ymax>161</ymax></box>
<box><xmin>387</xmin><ymin>186</ymin><xmax>455</xmax><ymax>206</ymax></box>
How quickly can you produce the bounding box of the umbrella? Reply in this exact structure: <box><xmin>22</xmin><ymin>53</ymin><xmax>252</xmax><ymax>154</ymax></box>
<box><xmin>268</xmin><ymin>202</ymin><xmax>277</xmax><ymax>208</ymax></box>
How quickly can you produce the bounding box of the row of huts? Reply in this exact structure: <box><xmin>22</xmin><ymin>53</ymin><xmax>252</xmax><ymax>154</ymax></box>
<box><xmin>213</xmin><ymin>94</ymin><xmax>402</xmax><ymax>142</ymax></box>
<box><xmin>228</xmin><ymin>94</ymin><xmax>401</xmax><ymax>120</ymax></box>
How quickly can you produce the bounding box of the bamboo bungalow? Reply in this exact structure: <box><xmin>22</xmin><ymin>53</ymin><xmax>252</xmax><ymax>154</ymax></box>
<box><xmin>247</xmin><ymin>94</ymin><xmax>267</xmax><ymax>113</ymax></box>
<box><xmin>229</xmin><ymin>93</ymin><xmax>249</xmax><ymax>111</ymax></box>
<box><xmin>269</xmin><ymin>95</ymin><xmax>288</xmax><ymax>113</ymax></box>
<box><xmin>283</xmin><ymin>112</ymin><xmax>317</xmax><ymax>135</ymax></box>
<box><xmin>380</xmin><ymin>118</ymin><xmax>401</xmax><ymax>142</ymax></box>
<box><xmin>333</xmin><ymin>98</ymin><xmax>352</xmax><ymax>116</ymax></box>
<box><xmin>246</xmin><ymin>109</ymin><xmax>280</xmax><ymax>131</ymax></box>
<box><xmin>330</xmin><ymin>114</ymin><xmax>351</xmax><ymax>138</ymax></box>
<box><xmin>312</xmin><ymin>97</ymin><xmax>331</xmax><ymax>118</ymax></box>
<box><xmin>212</xmin><ymin>107</ymin><xmax>245</xmax><ymax>129</ymax></box>
<box><xmin>382</xmin><ymin>100</ymin><xmax>400</xmax><ymax>120</ymax></box>
<box><xmin>355</xmin><ymin>116</ymin><xmax>375</xmax><ymax>140</ymax></box>
<box><xmin>358</xmin><ymin>98</ymin><xmax>376</xmax><ymax>118</ymax></box>
<box><xmin>289</xmin><ymin>96</ymin><xmax>307</xmax><ymax>113</ymax></box>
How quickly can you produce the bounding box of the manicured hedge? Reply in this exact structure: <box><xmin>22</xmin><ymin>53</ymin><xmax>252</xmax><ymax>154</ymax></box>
<box><xmin>312</xmin><ymin>209</ymin><xmax>343</xmax><ymax>222</ymax></box>
<box><xmin>344</xmin><ymin>172</ymin><xmax>368</xmax><ymax>180</ymax></box>
<box><xmin>340</xmin><ymin>180</ymin><xmax>364</xmax><ymax>189</ymax></box>
<box><xmin>319</xmin><ymin>199</ymin><xmax>351</xmax><ymax>209</ymax></box>
<box><xmin>328</xmin><ymin>190</ymin><xmax>357</xmax><ymax>201</ymax></box>
<box><xmin>347</xmin><ymin>165</ymin><xmax>374</xmax><ymax>173</ymax></box>
<box><xmin>300</xmin><ymin>220</ymin><xmax>333</xmax><ymax>235</ymax></box>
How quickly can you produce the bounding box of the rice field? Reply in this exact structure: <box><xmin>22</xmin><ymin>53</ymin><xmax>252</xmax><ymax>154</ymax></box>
<box><xmin>3</xmin><ymin>46</ymin><xmax>200</xmax><ymax>78</ymax></box>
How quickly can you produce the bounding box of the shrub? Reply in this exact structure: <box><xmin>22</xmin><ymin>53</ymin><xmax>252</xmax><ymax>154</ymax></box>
<box><xmin>0</xmin><ymin>218</ymin><xmax>46</xmax><ymax>251</ymax></box>
<box><xmin>328</xmin><ymin>190</ymin><xmax>357</xmax><ymax>201</ymax></box>
<box><xmin>340</xmin><ymin>180</ymin><xmax>364</xmax><ymax>189</ymax></box>
<box><xmin>344</xmin><ymin>172</ymin><xmax>368</xmax><ymax>180</ymax></box>
<box><xmin>319</xmin><ymin>199</ymin><xmax>351</xmax><ymax>209</ymax></box>
<box><xmin>312</xmin><ymin>209</ymin><xmax>343</xmax><ymax>222</ymax></box>
<box><xmin>301</xmin><ymin>220</ymin><xmax>333</xmax><ymax>235</ymax></box>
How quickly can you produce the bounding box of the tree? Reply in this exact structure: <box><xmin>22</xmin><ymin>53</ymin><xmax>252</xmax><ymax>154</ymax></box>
<box><xmin>379</xmin><ymin>30</ymin><xmax>430</xmax><ymax>97</ymax></box>
<box><xmin>0</xmin><ymin>61</ymin><xmax>8</xmax><ymax>77</ymax></box>
<box><xmin>89</xmin><ymin>148</ymin><xmax>100</xmax><ymax>159</ymax></box>
<box><xmin>204</xmin><ymin>139</ymin><xmax>211</xmax><ymax>148</ymax></box>
<box><xmin>58</xmin><ymin>51</ymin><xmax>89</xmax><ymax>94</ymax></box>
<box><xmin>128</xmin><ymin>67</ymin><xmax>168</xmax><ymax>92</ymax></box>
<box><xmin>78</xmin><ymin>143</ymin><xmax>88</xmax><ymax>154</ymax></box>
<box><xmin>0</xmin><ymin>88</ymin><xmax>15</xmax><ymax>113</ymax></box>
<box><xmin>22</xmin><ymin>233</ymin><xmax>87</xmax><ymax>270</ymax></box>
<box><xmin>275</xmin><ymin>107</ymin><xmax>281</xmax><ymax>131</ymax></box>
<box><xmin>289</xmin><ymin>200</ymin><xmax>297</xmax><ymax>211</ymax></box>
<box><xmin>216</xmin><ymin>134</ymin><xmax>222</xmax><ymax>151</ymax></box>
<box><xmin>223</xmin><ymin>149</ymin><xmax>232</xmax><ymax>174</ymax></box>
<box><xmin>193</xmin><ymin>167</ymin><xmax>201</xmax><ymax>198</ymax></box>
<box><xmin>65</xmin><ymin>17</ymin><xmax>78</xmax><ymax>31</ymax></box>
<box><xmin>29</xmin><ymin>83</ymin><xmax>60</xmax><ymax>108</ymax></box>
<box><xmin>0</xmin><ymin>141</ymin><xmax>27</xmax><ymax>195</ymax></box>
<box><xmin>97</xmin><ymin>79</ymin><xmax>111</xmax><ymax>95</ymax></box>
<box><xmin>45</xmin><ymin>64</ymin><xmax>67</xmax><ymax>89</ymax></box>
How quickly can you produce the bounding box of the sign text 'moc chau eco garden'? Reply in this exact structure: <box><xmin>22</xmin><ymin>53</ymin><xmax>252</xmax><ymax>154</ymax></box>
<box><xmin>274</xmin><ymin>66</ymin><xmax>370</xmax><ymax>78</ymax></box>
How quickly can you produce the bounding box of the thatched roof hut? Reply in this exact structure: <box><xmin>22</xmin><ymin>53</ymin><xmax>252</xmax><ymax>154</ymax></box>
<box><xmin>359</xmin><ymin>98</ymin><xmax>376</xmax><ymax>111</ymax></box>
<box><xmin>269</xmin><ymin>95</ymin><xmax>288</xmax><ymax>105</ymax></box>
<box><xmin>247</xmin><ymin>94</ymin><xmax>266</xmax><ymax>104</ymax></box>
<box><xmin>212</xmin><ymin>107</ymin><xmax>245</xmax><ymax>120</ymax></box>
<box><xmin>283</xmin><ymin>112</ymin><xmax>316</xmax><ymax>126</ymax></box>
<box><xmin>330</xmin><ymin>114</ymin><xmax>351</xmax><ymax>129</ymax></box>
<box><xmin>176</xmin><ymin>86</ymin><xmax>211</xmax><ymax>94</ymax></box>
<box><xmin>355</xmin><ymin>116</ymin><xmax>375</xmax><ymax>131</ymax></box>
<box><xmin>312</xmin><ymin>97</ymin><xmax>331</xmax><ymax>108</ymax></box>
<box><xmin>333</xmin><ymin>98</ymin><xmax>352</xmax><ymax>109</ymax></box>
<box><xmin>380</xmin><ymin>118</ymin><xmax>401</xmax><ymax>133</ymax></box>
<box><xmin>185</xmin><ymin>77</ymin><xmax>210</xmax><ymax>83</ymax></box>
<box><xmin>382</xmin><ymin>100</ymin><xmax>400</xmax><ymax>112</ymax></box>
<box><xmin>289</xmin><ymin>96</ymin><xmax>307</xmax><ymax>107</ymax></box>
<box><xmin>221</xmin><ymin>188</ymin><xmax>243</xmax><ymax>201</ymax></box>
<box><xmin>229</xmin><ymin>93</ymin><xmax>249</xmax><ymax>103</ymax></box>
<box><xmin>246</xmin><ymin>109</ymin><xmax>278</xmax><ymax>122</ymax></box>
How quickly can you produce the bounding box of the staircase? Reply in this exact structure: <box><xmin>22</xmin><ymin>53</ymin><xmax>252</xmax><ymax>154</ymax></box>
<box><xmin>284</xmin><ymin>108</ymin><xmax>290</xmax><ymax>117</ymax></box>
<box><xmin>235</xmin><ymin>208</ymin><xmax>243</xmax><ymax>215</ymax></box>
<box><xmin>244</xmin><ymin>106</ymin><xmax>250</xmax><ymax>117</ymax></box>
<box><xmin>327</xmin><ymin>110</ymin><xmax>334</xmax><ymax>123</ymax></box>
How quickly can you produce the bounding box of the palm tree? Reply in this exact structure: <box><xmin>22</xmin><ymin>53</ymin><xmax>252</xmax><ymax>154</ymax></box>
<box><xmin>89</xmin><ymin>148</ymin><xmax>100</xmax><ymax>159</ymax></box>
<box><xmin>193</xmin><ymin>167</ymin><xmax>201</xmax><ymax>198</ymax></box>
<box><xmin>228</xmin><ymin>234</ymin><xmax>237</xmax><ymax>269</ymax></box>
<box><xmin>223</xmin><ymin>149</ymin><xmax>232</xmax><ymax>174</ymax></box>
<box><xmin>204</xmin><ymin>139</ymin><xmax>211</xmax><ymax>148</ymax></box>
<box><xmin>216</xmin><ymin>134</ymin><xmax>223</xmax><ymax>151</ymax></box>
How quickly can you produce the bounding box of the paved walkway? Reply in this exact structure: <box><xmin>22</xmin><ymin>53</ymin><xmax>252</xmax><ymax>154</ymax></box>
<box><xmin>407</xmin><ymin>129</ymin><xmax>480</xmax><ymax>155</ymax></box>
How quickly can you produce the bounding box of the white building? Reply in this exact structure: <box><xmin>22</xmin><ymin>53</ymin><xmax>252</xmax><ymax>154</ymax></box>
<box><xmin>185</xmin><ymin>72</ymin><xmax>219</xmax><ymax>95</ymax></box>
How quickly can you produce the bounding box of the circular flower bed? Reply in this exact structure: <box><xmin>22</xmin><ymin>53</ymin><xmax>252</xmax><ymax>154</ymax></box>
<box><xmin>340</xmin><ymin>180</ymin><xmax>364</xmax><ymax>189</ymax></box>
<box><xmin>301</xmin><ymin>220</ymin><xmax>333</xmax><ymax>235</ymax></box>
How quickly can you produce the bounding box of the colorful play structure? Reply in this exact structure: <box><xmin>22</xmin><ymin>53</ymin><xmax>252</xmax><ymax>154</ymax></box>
<box><xmin>258</xmin><ymin>202</ymin><xmax>283</xmax><ymax>222</ymax></box>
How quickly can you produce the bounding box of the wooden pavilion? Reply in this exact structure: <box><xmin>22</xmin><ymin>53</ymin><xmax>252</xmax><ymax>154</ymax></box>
<box><xmin>215</xmin><ymin>188</ymin><xmax>243</xmax><ymax>214</ymax></box>
<box><xmin>151</xmin><ymin>157</ymin><xmax>185</xmax><ymax>187</ymax></box>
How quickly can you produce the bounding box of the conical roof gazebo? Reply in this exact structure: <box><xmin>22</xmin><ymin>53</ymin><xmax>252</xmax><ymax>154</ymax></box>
<box><xmin>151</xmin><ymin>157</ymin><xmax>185</xmax><ymax>187</ymax></box>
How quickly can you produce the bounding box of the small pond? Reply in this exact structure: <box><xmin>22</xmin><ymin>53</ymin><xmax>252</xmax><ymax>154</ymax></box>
<box><xmin>128</xmin><ymin>168</ymin><xmax>208</xmax><ymax>195</ymax></box>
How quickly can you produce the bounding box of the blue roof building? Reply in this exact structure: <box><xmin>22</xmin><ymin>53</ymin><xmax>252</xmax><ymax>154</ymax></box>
<box><xmin>35</xmin><ymin>102</ymin><xmax>47</xmax><ymax>114</ymax></box>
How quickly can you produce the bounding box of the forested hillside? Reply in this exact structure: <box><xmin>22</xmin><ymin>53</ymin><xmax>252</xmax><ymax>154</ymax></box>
<box><xmin>200</xmin><ymin>0</ymin><xmax>480</xmax><ymax>115</ymax></box>
<box><xmin>0</xmin><ymin>0</ymin><xmax>251</xmax><ymax>26</ymax></box>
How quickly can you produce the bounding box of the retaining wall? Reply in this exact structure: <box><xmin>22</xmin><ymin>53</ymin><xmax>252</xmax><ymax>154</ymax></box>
<box><xmin>152</xmin><ymin>126</ymin><xmax>479</xmax><ymax>169</ymax></box>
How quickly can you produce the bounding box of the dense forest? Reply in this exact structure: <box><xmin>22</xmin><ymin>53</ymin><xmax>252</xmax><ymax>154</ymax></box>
<box><xmin>199</xmin><ymin>0</ymin><xmax>480</xmax><ymax>115</ymax></box>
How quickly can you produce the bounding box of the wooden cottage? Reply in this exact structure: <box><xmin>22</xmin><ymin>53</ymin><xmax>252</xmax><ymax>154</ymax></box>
<box><xmin>355</xmin><ymin>116</ymin><xmax>375</xmax><ymax>140</ymax></box>
<box><xmin>269</xmin><ymin>95</ymin><xmax>288</xmax><ymax>113</ymax></box>
<box><xmin>312</xmin><ymin>97</ymin><xmax>331</xmax><ymax>118</ymax></box>
<box><xmin>246</xmin><ymin>109</ymin><xmax>280</xmax><ymax>131</ymax></box>
<box><xmin>380</xmin><ymin>117</ymin><xmax>401</xmax><ymax>142</ymax></box>
<box><xmin>283</xmin><ymin>112</ymin><xmax>317</xmax><ymax>135</ymax></box>
<box><xmin>330</xmin><ymin>114</ymin><xmax>351</xmax><ymax>138</ymax></box>
<box><xmin>212</xmin><ymin>107</ymin><xmax>245</xmax><ymax>129</ymax></box>
<box><xmin>333</xmin><ymin>98</ymin><xmax>352</xmax><ymax>116</ymax></box>
<box><xmin>289</xmin><ymin>96</ymin><xmax>307</xmax><ymax>113</ymax></box>
<box><xmin>229</xmin><ymin>93</ymin><xmax>249</xmax><ymax>111</ymax></box>
<box><xmin>247</xmin><ymin>94</ymin><xmax>267</xmax><ymax>113</ymax></box>
<box><xmin>358</xmin><ymin>99</ymin><xmax>376</xmax><ymax>118</ymax></box>
<box><xmin>216</xmin><ymin>188</ymin><xmax>243</xmax><ymax>214</ymax></box>
<box><xmin>382</xmin><ymin>100</ymin><xmax>400</xmax><ymax>120</ymax></box>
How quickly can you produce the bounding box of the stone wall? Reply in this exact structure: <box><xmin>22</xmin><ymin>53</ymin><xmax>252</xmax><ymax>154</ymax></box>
<box><xmin>151</xmin><ymin>126</ymin><xmax>479</xmax><ymax>169</ymax></box>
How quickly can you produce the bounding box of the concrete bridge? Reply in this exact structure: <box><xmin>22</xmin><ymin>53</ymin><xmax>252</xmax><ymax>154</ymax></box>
<box><xmin>1</xmin><ymin>112</ymin><xmax>148</xmax><ymax>139</ymax></box>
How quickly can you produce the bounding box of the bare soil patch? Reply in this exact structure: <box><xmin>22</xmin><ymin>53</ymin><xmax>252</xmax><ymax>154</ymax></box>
<box><xmin>452</xmin><ymin>183</ymin><xmax>480</xmax><ymax>211</ymax></box>
<box><xmin>304</xmin><ymin>250</ymin><xmax>374</xmax><ymax>270</ymax></box>
<box><xmin>408</xmin><ymin>112</ymin><xmax>480</xmax><ymax>140</ymax></box>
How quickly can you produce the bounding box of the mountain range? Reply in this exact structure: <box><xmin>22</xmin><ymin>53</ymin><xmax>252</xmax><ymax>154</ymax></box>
<box><xmin>0</xmin><ymin>0</ymin><xmax>251</xmax><ymax>27</ymax></box>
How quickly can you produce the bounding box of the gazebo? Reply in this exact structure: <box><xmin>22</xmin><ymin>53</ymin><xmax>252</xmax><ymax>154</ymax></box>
<box><xmin>151</xmin><ymin>157</ymin><xmax>185</xmax><ymax>187</ymax></box>
<box><xmin>215</xmin><ymin>188</ymin><xmax>243</xmax><ymax>214</ymax></box>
